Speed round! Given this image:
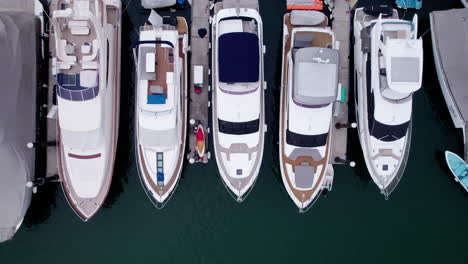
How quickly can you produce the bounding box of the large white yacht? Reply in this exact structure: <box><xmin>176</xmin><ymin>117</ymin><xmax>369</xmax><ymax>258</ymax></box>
<box><xmin>211</xmin><ymin>2</ymin><xmax>265</xmax><ymax>202</ymax></box>
<box><xmin>51</xmin><ymin>0</ymin><xmax>121</xmax><ymax>220</ymax></box>
<box><xmin>134</xmin><ymin>17</ymin><xmax>188</xmax><ymax>208</ymax></box>
<box><xmin>353</xmin><ymin>6</ymin><xmax>423</xmax><ymax>197</ymax></box>
<box><xmin>279</xmin><ymin>11</ymin><xmax>338</xmax><ymax>211</ymax></box>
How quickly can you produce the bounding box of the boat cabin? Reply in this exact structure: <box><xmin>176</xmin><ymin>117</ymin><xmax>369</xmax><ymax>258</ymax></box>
<box><xmin>138</xmin><ymin>29</ymin><xmax>177</xmax><ymax>113</ymax></box>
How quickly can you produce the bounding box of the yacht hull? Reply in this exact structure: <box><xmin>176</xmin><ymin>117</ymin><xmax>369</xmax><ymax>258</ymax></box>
<box><xmin>211</xmin><ymin>6</ymin><xmax>265</xmax><ymax>202</ymax></box>
<box><xmin>135</xmin><ymin>17</ymin><xmax>188</xmax><ymax>208</ymax></box>
<box><xmin>53</xmin><ymin>0</ymin><xmax>122</xmax><ymax>221</ymax></box>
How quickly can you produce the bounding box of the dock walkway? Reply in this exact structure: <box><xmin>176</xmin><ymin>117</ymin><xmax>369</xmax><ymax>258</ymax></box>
<box><xmin>330</xmin><ymin>0</ymin><xmax>353</xmax><ymax>166</ymax></box>
<box><xmin>186</xmin><ymin>0</ymin><xmax>212</xmax><ymax>164</ymax></box>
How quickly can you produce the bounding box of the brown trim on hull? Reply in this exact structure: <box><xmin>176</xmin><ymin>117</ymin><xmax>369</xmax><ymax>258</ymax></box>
<box><xmin>280</xmin><ymin>14</ymin><xmax>331</xmax><ymax>204</ymax></box>
<box><xmin>68</xmin><ymin>153</ymin><xmax>102</xmax><ymax>159</ymax></box>
<box><xmin>137</xmin><ymin>17</ymin><xmax>188</xmax><ymax>202</ymax></box>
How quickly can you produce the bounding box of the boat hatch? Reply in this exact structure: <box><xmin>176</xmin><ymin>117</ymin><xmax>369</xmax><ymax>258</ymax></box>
<box><xmin>292</xmin><ymin>47</ymin><xmax>338</xmax><ymax>106</ymax></box>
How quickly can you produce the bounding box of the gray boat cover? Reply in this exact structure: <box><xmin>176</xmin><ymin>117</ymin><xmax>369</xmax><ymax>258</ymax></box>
<box><xmin>0</xmin><ymin>11</ymin><xmax>37</xmax><ymax>242</ymax></box>
<box><xmin>290</xmin><ymin>10</ymin><xmax>326</xmax><ymax>26</ymax></box>
<box><xmin>141</xmin><ymin>0</ymin><xmax>176</xmax><ymax>9</ymax></box>
<box><xmin>223</xmin><ymin>0</ymin><xmax>259</xmax><ymax>10</ymax></box>
<box><xmin>431</xmin><ymin>9</ymin><xmax>468</xmax><ymax>123</ymax></box>
<box><xmin>293</xmin><ymin>47</ymin><xmax>338</xmax><ymax>106</ymax></box>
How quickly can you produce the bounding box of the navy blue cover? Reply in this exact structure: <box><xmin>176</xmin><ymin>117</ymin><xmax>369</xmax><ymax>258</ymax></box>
<box><xmin>218</xmin><ymin>32</ymin><xmax>260</xmax><ymax>83</ymax></box>
<box><xmin>56</xmin><ymin>73</ymin><xmax>99</xmax><ymax>101</ymax></box>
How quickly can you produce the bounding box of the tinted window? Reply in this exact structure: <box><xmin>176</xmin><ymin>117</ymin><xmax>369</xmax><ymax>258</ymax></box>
<box><xmin>218</xmin><ymin>118</ymin><xmax>260</xmax><ymax>135</ymax></box>
<box><xmin>366</xmin><ymin>58</ymin><xmax>409</xmax><ymax>142</ymax></box>
<box><xmin>286</xmin><ymin>129</ymin><xmax>328</xmax><ymax>148</ymax></box>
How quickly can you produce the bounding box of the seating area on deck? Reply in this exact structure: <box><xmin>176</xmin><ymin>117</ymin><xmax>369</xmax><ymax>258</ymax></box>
<box><xmin>54</xmin><ymin>1</ymin><xmax>99</xmax><ymax>72</ymax></box>
<box><xmin>138</xmin><ymin>43</ymin><xmax>175</xmax><ymax>105</ymax></box>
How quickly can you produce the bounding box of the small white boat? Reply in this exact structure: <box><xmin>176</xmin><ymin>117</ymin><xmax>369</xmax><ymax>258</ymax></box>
<box><xmin>51</xmin><ymin>0</ymin><xmax>121</xmax><ymax>221</ymax></box>
<box><xmin>134</xmin><ymin>17</ymin><xmax>188</xmax><ymax>208</ymax></box>
<box><xmin>445</xmin><ymin>151</ymin><xmax>468</xmax><ymax>192</ymax></box>
<box><xmin>211</xmin><ymin>1</ymin><xmax>265</xmax><ymax>202</ymax></box>
<box><xmin>353</xmin><ymin>6</ymin><xmax>423</xmax><ymax>197</ymax></box>
<box><xmin>279</xmin><ymin>10</ymin><xmax>339</xmax><ymax>211</ymax></box>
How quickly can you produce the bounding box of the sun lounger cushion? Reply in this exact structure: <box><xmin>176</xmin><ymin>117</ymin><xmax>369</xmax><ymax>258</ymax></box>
<box><xmin>150</xmin><ymin>85</ymin><xmax>164</xmax><ymax>94</ymax></box>
<box><xmin>147</xmin><ymin>94</ymin><xmax>166</xmax><ymax>104</ymax></box>
<box><xmin>295</xmin><ymin>165</ymin><xmax>315</xmax><ymax>189</ymax></box>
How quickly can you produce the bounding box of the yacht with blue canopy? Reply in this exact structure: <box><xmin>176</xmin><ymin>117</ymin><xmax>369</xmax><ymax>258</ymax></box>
<box><xmin>211</xmin><ymin>0</ymin><xmax>265</xmax><ymax>202</ymax></box>
<box><xmin>353</xmin><ymin>6</ymin><xmax>423</xmax><ymax>198</ymax></box>
<box><xmin>50</xmin><ymin>0</ymin><xmax>121</xmax><ymax>221</ymax></box>
<box><xmin>133</xmin><ymin>13</ymin><xmax>189</xmax><ymax>208</ymax></box>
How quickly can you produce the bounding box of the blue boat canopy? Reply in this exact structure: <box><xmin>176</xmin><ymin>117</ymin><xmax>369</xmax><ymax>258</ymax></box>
<box><xmin>56</xmin><ymin>73</ymin><xmax>99</xmax><ymax>101</ymax></box>
<box><xmin>218</xmin><ymin>32</ymin><xmax>260</xmax><ymax>83</ymax></box>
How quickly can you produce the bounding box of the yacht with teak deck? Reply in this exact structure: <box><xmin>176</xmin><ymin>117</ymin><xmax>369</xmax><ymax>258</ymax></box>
<box><xmin>50</xmin><ymin>0</ymin><xmax>121</xmax><ymax>220</ymax></box>
<box><xmin>280</xmin><ymin>10</ymin><xmax>338</xmax><ymax>211</ymax></box>
<box><xmin>133</xmin><ymin>17</ymin><xmax>188</xmax><ymax>208</ymax></box>
<box><xmin>353</xmin><ymin>6</ymin><xmax>423</xmax><ymax>197</ymax></box>
<box><xmin>211</xmin><ymin>1</ymin><xmax>265</xmax><ymax>202</ymax></box>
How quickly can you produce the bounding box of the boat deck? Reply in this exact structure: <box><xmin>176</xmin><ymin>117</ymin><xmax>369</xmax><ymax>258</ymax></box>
<box><xmin>330</xmin><ymin>0</ymin><xmax>352</xmax><ymax>165</ymax></box>
<box><xmin>186</xmin><ymin>0</ymin><xmax>211</xmax><ymax>164</ymax></box>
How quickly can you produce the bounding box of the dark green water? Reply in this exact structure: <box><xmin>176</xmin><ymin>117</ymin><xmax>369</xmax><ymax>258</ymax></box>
<box><xmin>1</xmin><ymin>0</ymin><xmax>467</xmax><ymax>263</ymax></box>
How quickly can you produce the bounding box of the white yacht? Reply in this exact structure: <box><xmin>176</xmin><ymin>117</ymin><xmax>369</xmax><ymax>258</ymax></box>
<box><xmin>51</xmin><ymin>0</ymin><xmax>121</xmax><ymax>220</ymax></box>
<box><xmin>211</xmin><ymin>2</ymin><xmax>265</xmax><ymax>202</ymax></box>
<box><xmin>353</xmin><ymin>6</ymin><xmax>423</xmax><ymax>197</ymax></box>
<box><xmin>134</xmin><ymin>18</ymin><xmax>188</xmax><ymax>208</ymax></box>
<box><xmin>280</xmin><ymin>11</ymin><xmax>338</xmax><ymax>211</ymax></box>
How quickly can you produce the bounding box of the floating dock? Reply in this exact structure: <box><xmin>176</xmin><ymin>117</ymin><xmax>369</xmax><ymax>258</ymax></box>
<box><xmin>330</xmin><ymin>0</ymin><xmax>353</xmax><ymax>166</ymax></box>
<box><xmin>46</xmin><ymin>1</ymin><xmax>60</xmax><ymax>180</ymax></box>
<box><xmin>186</xmin><ymin>0</ymin><xmax>212</xmax><ymax>164</ymax></box>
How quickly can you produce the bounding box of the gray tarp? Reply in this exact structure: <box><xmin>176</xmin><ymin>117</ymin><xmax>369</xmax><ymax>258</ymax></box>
<box><xmin>431</xmin><ymin>8</ymin><xmax>468</xmax><ymax>123</ymax></box>
<box><xmin>293</xmin><ymin>47</ymin><xmax>338</xmax><ymax>106</ymax></box>
<box><xmin>141</xmin><ymin>0</ymin><xmax>176</xmax><ymax>9</ymax></box>
<box><xmin>0</xmin><ymin>11</ymin><xmax>37</xmax><ymax>242</ymax></box>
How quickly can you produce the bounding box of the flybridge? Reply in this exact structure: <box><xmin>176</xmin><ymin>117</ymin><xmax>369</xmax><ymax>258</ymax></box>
<box><xmin>218</xmin><ymin>32</ymin><xmax>260</xmax><ymax>83</ymax></box>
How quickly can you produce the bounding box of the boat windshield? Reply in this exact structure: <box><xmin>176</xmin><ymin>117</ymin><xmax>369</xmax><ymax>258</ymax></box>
<box><xmin>218</xmin><ymin>118</ymin><xmax>259</xmax><ymax>135</ymax></box>
<box><xmin>286</xmin><ymin>129</ymin><xmax>328</xmax><ymax>148</ymax></box>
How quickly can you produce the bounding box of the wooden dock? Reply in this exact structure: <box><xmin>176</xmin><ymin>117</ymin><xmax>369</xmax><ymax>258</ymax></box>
<box><xmin>186</xmin><ymin>0</ymin><xmax>212</xmax><ymax>164</ymax></box>
<box><xmin>330</xmin><ymin>0</ymin><xmax>353</xmax><ymax>166</ymax></box>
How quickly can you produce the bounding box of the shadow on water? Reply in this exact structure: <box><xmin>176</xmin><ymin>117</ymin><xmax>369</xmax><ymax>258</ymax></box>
<box><xmin>103</xmin><ymin>0</ymin><xmax>143</xmax><ymax>208</ymax></box>
<box><xmin>24</xmin><ymin>0</ymin><xmax>58</xmax><ymax>228</ymax></box>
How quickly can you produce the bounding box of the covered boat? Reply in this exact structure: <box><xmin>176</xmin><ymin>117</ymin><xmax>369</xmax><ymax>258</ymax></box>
<box><xmin>0</xmin><ymin>0</ymin><xmax>44</xmax><ymax>242</ymax></box>
<box><xmin>211</xmin><ymin>0</ymin><xmax>265</xmax><ymax>202</ymax></box>
<box><xmin>50</xmin><ymin>0</ymin><xmax>121</xmax><ymax>221</ymax></box>
<box><xmin>431</xmin><ymin>8</ymin><xmax>468</xmax><ymax>162</ymax></box>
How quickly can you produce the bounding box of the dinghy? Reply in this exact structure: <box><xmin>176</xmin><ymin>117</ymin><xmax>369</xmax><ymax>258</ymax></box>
<box><xmin>445</xmin><ymin>151</ymin><xmax>468</xmax><ymax>192</ymax></box>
